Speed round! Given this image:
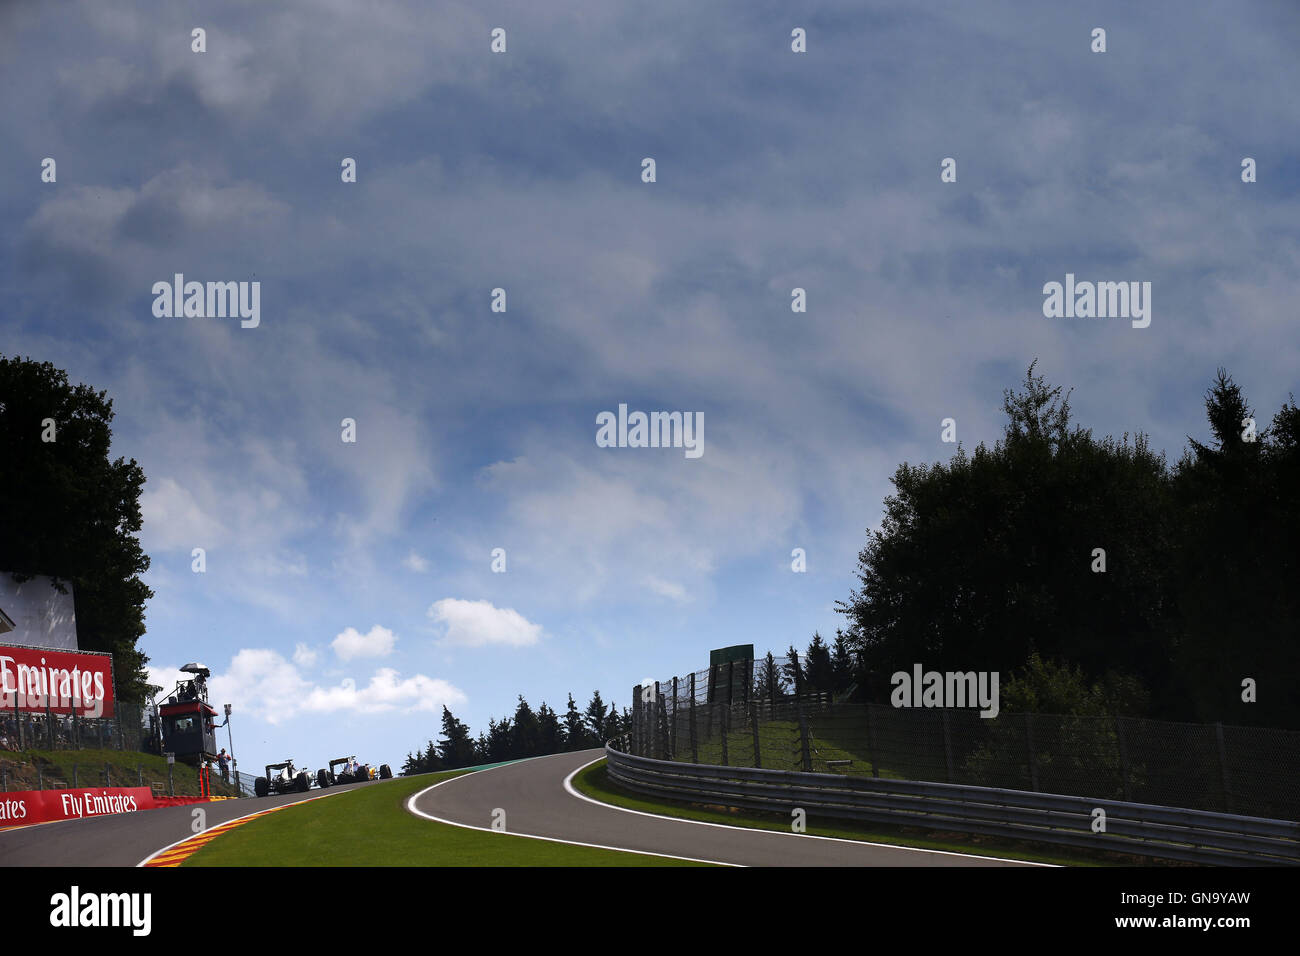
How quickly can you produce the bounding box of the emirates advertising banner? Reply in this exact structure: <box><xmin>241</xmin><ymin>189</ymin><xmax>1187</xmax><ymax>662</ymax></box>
<box><xmin>0</xmin><ymin>643</ymin><xmax>115</xmax><ymax>718</ymax></box>
<box><xmin>0</xmin><ymin>787</ymin><xmax>206</xmax><ymax>829</ymax></box>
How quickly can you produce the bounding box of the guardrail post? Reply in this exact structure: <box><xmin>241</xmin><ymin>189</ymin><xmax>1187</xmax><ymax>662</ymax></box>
<box><xmin>670</xmin><ymin>676</ymin><xmax>679</xmax><ymax>759</ymax></box>
<box><xmin>689</xmin><ymin>673</ymin><xmax>698</xmax><ymax>764</ymax></box>
<box><xmin>1215</xmin><ymin>722</ymin><xmax>1234</xmax><ymax>814</ymax></box>
<box><xmin>1114</xmin><ymin>716</ymin><xmax>1131</xmax><ymax>802</ymax></box>
<box><xmin>941</xmin><ymin>710</ymin><xmax>955</xmax><ymax>783</ymax></box>
<box><xmin>750</xmin><ymin>699</ymin><xmax>761</xmax><ymax>768</ymax></box>
<box><xmin>1026</xmin><ymin>712</ymin><xmax>1040</xmax><ymax>791</ymax></box>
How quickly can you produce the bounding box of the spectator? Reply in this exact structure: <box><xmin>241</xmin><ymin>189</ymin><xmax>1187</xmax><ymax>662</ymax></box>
<box><xmin>217</xmin><ymin>748</ymin><xmax>231</xmax><ymax>784</ymax></box>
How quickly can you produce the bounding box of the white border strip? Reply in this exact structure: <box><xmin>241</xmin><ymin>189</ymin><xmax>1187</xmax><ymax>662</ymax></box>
<box><xmin>405</xmin><ymin>759</ymin><xmax>741</xmax><ymax>867</ymax></box>
<box><xmin>563</xmin><ymin>756</ymin><xmax>1056</xmax><ymax>867</ymax></box>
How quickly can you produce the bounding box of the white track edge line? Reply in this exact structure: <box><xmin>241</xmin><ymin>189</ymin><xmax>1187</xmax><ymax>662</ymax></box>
<box><xmin>563</xmin><ymin>756</ymin><xmax>1057</xmax><ymax>867</ymax></box>
<box><xmin>405</xmin><ymin>758</ymin><xmax>742</xmax><ymax>867</ymax></box>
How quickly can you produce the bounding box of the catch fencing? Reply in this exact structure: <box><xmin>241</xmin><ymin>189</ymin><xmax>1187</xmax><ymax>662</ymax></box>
<box><xmin>630</xmin><ymin>659</ymin><xmax>1300</xmax><ymax>822</ymax></box>
<box><xmin>1</xmin><ymin>699</ymin><xmax>149</xmax><ymax>755</ymax></box>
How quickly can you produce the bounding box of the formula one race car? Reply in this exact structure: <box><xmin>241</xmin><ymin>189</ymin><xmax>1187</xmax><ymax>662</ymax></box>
<box><xmin>316</xmin><ymin>756</ymin><xmax>393</xmax><ymax>787</ymax></box>
<box><xmin>254</xmin><ymin>760</ymin><xmax>311</xmax><ymax>797</ymax></box>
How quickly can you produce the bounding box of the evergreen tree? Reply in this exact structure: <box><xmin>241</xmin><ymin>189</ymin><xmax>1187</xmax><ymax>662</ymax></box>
<box><xmin>803</xmin><ymin>632</ymin><xmax>834</xmax><ymax>692</ymax></box>
<box><xmin>436</xmin><ymin>705</ymin><xmax>476</xmax><ymax>768</ymax></box>
<box><xmin>830</xmin><ymin>630</ymin><xmax>855</xmax><ymax>694</ymax></box>
<box><xmin>583</xmin><ymin>690</ymin><xmax>609</xmax><ymax>746</ymax></box>
<box><xmin>510</xmin><ymin>696</ymin><xmax>540</xmax><ymax>758</ymax></box>
<box><xmin>562</xmin><ymin>693</ymin><xmax>588</xmax><ymax>750</ymax></box>
<box><xmin>755</xmin><ymin>651</ymin><xmax>786</xmax><ymax>701</ymax></box>
<box><xmin>537</xmin><ymin>701</ymin><xmax>565</xmax><ymax>754</ymax></box>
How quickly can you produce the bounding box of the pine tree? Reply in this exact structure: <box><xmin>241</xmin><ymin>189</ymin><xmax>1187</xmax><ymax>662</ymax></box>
<box><xmin>583</xmin><ymin>690</ymin><xmax>609</xmax><ymax>746</ymax></box>
<box><xmin>537</xmin><ymin>701</ymin><xmax>565</xmax><ymax>754</ymax></box>
<box><xmin>803</xmin><ymin>632</ymin><xmax>834</xmax><ymax>692</ymax></box>
<box><xmin>562</xmin><ymin>693</ymin><xmax>587</xmax><ymax>750</ymax></box>
<box><xmin>436</xmin><ymin>705</ymin><xmax>476</xmax><ymax>768</ymax></box>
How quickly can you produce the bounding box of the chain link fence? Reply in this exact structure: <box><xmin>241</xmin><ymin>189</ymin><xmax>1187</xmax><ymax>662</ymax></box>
<box><xmin>630</xmin><ymin>659</ymin><xmax>1300</xmax><ymax>821</ymax></box>
<box><xmin>0</xmin><ymin>699</ymin><xmax>153</xmax><ymax>754</ymax></box>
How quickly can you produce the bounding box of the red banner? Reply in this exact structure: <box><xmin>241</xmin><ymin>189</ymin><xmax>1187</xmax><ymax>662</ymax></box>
<box><xmin>0</xmin><ymin>786</ymin><xmax>207</xmax><ymax>829</ymax></box>
<box><xmin>0</xmin><ymin>644</ymin><xmax>115</xmax><ymax>718</ymax></box>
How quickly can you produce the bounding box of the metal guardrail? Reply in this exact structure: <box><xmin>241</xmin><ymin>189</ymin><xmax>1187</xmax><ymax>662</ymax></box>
<box><xmin>605</xmin><ymin>740</ymin><xmax>1300</xmax><ymax>866</ymax></box>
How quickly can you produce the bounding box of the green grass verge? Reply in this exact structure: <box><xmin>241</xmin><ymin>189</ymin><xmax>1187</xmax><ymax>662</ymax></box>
<box><xmin>572</xmin><ymin>759</ymin><xmax>1172</xmax><ymax>867</ymax></box>
<box><xmin>182</xmin><ymin>767</ymin><xmax>710</xmax><ymax>867</ymax></box>
<box><xmin>1</xmin><ymin>747</ymin><xmax>239</xmax><ymax>797</ymax></box>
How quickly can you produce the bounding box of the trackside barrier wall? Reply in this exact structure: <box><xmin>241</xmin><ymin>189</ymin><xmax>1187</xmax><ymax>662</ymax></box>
<box><xmin>605</xmin><ymin>742</ymin><xmax>1300</xmax><ymax>866</ymax></box>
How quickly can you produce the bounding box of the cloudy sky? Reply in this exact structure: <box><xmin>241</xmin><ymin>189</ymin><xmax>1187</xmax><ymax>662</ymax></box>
<box><xmin>2</xmin><ymin>1</ymin><xmax>1297</xmax><ymax>772</ymax></box>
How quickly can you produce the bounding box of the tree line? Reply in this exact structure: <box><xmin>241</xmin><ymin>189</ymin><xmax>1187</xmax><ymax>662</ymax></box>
<box><xmin>834</xmin><ymin>363</ymin><xmax>1300</xmax><ymax>730</ymax></box>
<box><xmin>399</xmin><ymin>691</ymin><xmax>631</xmax><ymax>774</ymax></box>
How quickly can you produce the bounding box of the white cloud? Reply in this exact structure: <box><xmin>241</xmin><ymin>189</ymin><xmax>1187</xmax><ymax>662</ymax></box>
<box><xmin>331</xmin><ymin>625</ymin><xmax>397</xmax><ymax>661</ymax></box>
<box><xmin>291</xmin><ymin>643</ymin><xmax>318</xmax><ymax>667</ymax></box>
<box><xmin>208</xmin><ymin>649</ymin><xmax>313</xmax><ymax>726</ymax></box>
<box><xmin>302</xmin><ymin>668</ymin><xmax>467</xmax><ymax>715</ymax></box>
<box><xmin>207</xmin><ymin>648</ymin><xmax>464</xmax><ymax>724</ymax></box>
<box><xmin>403</xmin><ymin>551</ymin><xmax>429</xmax><ymax>573</ymax></box>
<box><xmin>144</xmin><ymin>664</ymin><xmax>190</xmax><ymax>696</ymax></box>
<box><xmin>428</xmin><ymin>598</ymin><xmax>542</xmax><ymax>648</ymax></box>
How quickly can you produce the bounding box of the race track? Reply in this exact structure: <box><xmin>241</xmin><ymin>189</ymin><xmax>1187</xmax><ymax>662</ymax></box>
<box><xmin>410</xmin><ymin>749</ymin><xmax>1039</xmax><ymax>867</ymax></box>
<box><xmin>0</xmin><ymin>778</ymin><xmax>376</xmax><ymax>867</ymax></box>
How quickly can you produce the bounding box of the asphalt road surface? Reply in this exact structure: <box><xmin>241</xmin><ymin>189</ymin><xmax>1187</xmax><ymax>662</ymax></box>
<box><xmin>410</xmin><ymin>749</ymin><xmax>1038</xmax><ymax>867</ymax></box>
<box><xmin>0</xmin><ymin>778</ymin><xmax>377</xmax><ymax>867</ymax></box>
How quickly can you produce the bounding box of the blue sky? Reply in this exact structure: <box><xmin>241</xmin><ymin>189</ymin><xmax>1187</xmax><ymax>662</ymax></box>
<box><xmin>2</xmin><ymin>1</ymin><xmax>1297</xmax><ymax>773</ymax></box>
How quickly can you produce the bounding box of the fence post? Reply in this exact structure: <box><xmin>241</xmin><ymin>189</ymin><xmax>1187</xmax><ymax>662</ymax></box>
<box><xmin>1026</xmin><ymin>712</ymin><xmax>1040</xmax><ymax>791</ymax></box>
<box><xmin>654</xmin><ymin>682</ymin><xmax>667</xmax><ymax>760</ymax></box>
<box><xmin>1</xmin><ymin>768</ymin><xmax>6</xmax><ymax>792</ymax></box>
<box><xmin>105</xmin><ymin>762</ymin><xmax>112</xmax><ymax>787</ymax></box>
<box><xmin>1215</xmin><ymin>722</ymin><xmax>1234</xmax><ymax>814</ymax></box>
<box><xmin>792</xmin><ymin>651</ymin><xmax>813</xmax><ymax>772</ymax></box>
<box><xmin>865</xmin><ymin>703</ymin><xmax>879</xmax><ymax>778</ymax></box>
<box><xmin>167</xmin><ymin>760</ymin><xmax>174</xmax><ymax>797</ymax></box>
<box><xmin>632</xmin><ymin>685</ymin><xmax>642</xmax><ymax>756</ymax></box>
<box><xmin>689</xmin><ymin>673</ymin><xmax>698</xmax><ymax>764</ymax></box>
<box><xmin>1114</xmin><ymin>716</ymin><xmax>1131</xmax><ymax>802</ymax></box>
<box><xmin>138</xmin><ymin>765</ymin><xmax>143</xmax><ymax>787</ymax></box>
<box><xmin>750</xmin><ymin>699</ymin><xmax>761</xmax><ymax>768</ymax></box>
<box><xmin>46</xmin><ymin>701</ymin><xmax>55</xmax><ymax>749</ymax></box>
<box><xmin>37</xmin><ymin>765</ymin><xmax>43</xmax><ymax>790</ymax></box>
<box><xmin>72</xmin><ymin>762</ymin><xmax>78</xmax><ymax>788</ymax></box>
<box><xmin>670</xmin><ymin>676</ymin><xmax>679</xmax><ymax>760</ymax></box>
<box><xmin>14</xmin><ymin>691</ymin><xmax>22</xmax><ymax>749</ymax></box>
<box><xmin>941</xmin><ymin>710</ymin><xmax>955</xmax><ymax>783</ymax></box>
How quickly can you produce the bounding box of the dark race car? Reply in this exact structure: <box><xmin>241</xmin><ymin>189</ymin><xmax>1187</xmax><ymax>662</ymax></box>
<box><xmin>254</xmin><ymin>760</ymin><xmax>311</xmax><ymax>797</ymax></box>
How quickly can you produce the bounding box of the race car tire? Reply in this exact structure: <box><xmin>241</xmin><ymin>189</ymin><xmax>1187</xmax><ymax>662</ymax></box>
<box><xmin>317</xmin><ymin>769</ymin><xmax>331</xmax><ymax>788</ymax></box>
<box><xmin>254</xmin><ymin>777</ymin><xmax>269</xmax><ymax>797</ymax></box>
<box><xmin>379</xmin><ymin>764</ymin><xmax>392</xmax><ymax>779</ymax></box>
<box><xmin>296</xmin><ymin>771</ymin><xmax>311</xmax><ymax>792</ymax></box>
